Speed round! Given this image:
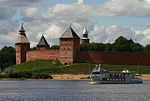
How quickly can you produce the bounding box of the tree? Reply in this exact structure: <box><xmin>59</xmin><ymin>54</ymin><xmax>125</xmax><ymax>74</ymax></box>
<box><xmin>130</xmin><ymin>43</ymin><xmax>144</xmax><ymax>52</ymax></box>
<box><xmin>50</xmin><ymin>45</ymin><xmax>59</xmax><ymax>50</ymax></box>
<box><xmin>0</xmin><ymin>46</ymin><xmax>16</xmax><ymax>70</ymax></box>
<box><xmin>105</xmin><ymin>43</ymin><xmax>112</xmax><ymax>52</ymax></box>
<box><xmin>113</xmin><ymin>36</ymin><xmax>134</xmax><ymax>52</ymax></box>
<box><xmin>30</xmin><ymin>47</ymin><xmax>36</xmax><ymax>50</ymax></box>
<box><xmin>144</xmin><ymin>44</ymin><xmax>150</xmax><ymax>53</ymax></box>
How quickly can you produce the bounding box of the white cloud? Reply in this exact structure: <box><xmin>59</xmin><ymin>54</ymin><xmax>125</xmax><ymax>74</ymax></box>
<box><xmin>89</xmin><ymin>24</ymin><xmax>150</xmax><ymax>46</ymax></box>
<box><xmin>1</xmin><ymin>0</ymin><xmax>150</xmax><ymax>49</ymax></box>
<box><xmin>22</xmin><ymin>8</ymin><xmax>37</xmax><ymax>17</ymax></box>
<box><xmin>19</xmin><ymin>1</ymin><xmax>95</xmax><ymax>47</ymax></box>
<box><xmin>96</xmin><ymin>0</ymin><xmax>150</xmax><ymax>17</ymax></box>
<box><xmin>135</xmin><ymin>29</ymin><xmax>150</xmax><ymax>45</ymax></box>
<box><xmin>0</xmin><ymin>0</ymin><xmax>46</xmax><ymax>48</ymax></box>
<box><xmin>90</xmin><ymin>25</ymin><xmax>136</xmax><ymax>43</ymax></box>
<box><xmin>77</xmin><ymin>0</ymin><xmax>84</xmax><ymax>4</ymax></box>
<box><xmin>18</xmin><ymin>0</ymin><xmax>150</xmax><ymax>47</ymax></box>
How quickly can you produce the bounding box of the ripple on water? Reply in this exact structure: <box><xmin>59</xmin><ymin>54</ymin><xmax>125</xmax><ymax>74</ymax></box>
<box><xmin>0</xmin><ymin>80</ymin><xmax>150</xmax><ymax>101</ymax></box>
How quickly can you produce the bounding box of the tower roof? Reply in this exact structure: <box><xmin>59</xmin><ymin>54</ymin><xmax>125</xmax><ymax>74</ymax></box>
<box><xmin>16</xmin><ymin>23</ymin><xmax>30</xmax><ymax>44</ymax></box>
<box><xmin>37</xmin><ymin>34</ymin><xmax>49</xmax><ymax>47</ymax></box>
<box><xmin>82</xmin><ymin>26</ymin><xmax>89</xmax><ymax>39</ymax></box>
<box><xmin>83</xmin><ymin>26</ymin><xmax>88</xmax><ymax>35</ymax></box>
<box><xmin>19</xmin><ymin>23</ymin><xmax>25</xmax><ymax>33</ymax></box>
<box><xmin>60</xmin><ymin>26</ymin><xmax>80</xmax><ymax>39</ymax></box>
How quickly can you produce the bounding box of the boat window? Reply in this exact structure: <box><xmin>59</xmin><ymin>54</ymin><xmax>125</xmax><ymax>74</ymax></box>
<box><xmin>92</xmin><ymin>72</ymin><xmax>100</xmax><ymax>74</ymax></box>
<box><xmin>102</xmin><ymin>78</ymin><xmax>107</xmax><ymax>81</ymax></box>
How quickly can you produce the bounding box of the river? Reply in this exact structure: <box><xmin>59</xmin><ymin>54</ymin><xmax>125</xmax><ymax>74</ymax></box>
<box><xmin>0</xmin><ymin>80</ymin><xmax>150</xmax><ymax>101</ymax></box>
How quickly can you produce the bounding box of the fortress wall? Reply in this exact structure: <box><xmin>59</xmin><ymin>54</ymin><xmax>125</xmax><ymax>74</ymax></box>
<box><xmin>78</xmin><ymin>52</ymin><xmax>150</xmax><ymax>65</ymax></box>
<box><xmin>26</xmin><ymin>50</ymin><xmax>59</xmax><ymax>61</ymax></box>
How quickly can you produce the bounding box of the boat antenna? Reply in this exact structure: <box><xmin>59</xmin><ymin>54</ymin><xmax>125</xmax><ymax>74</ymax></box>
<box><xmin>98</xmin><ymin>64</ymin><xmax>101</xmax><ymax>70</ymax></box>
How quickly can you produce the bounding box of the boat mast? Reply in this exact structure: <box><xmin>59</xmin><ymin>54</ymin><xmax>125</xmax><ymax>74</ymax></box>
<box><xmin>98</xmin><ymin>64</ymin><xmax>101</xmax><ymax>70</ymax></box>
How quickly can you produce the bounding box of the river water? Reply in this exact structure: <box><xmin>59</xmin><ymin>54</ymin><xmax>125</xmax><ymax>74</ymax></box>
<box><xmin>0</xmin><ymin>80</ymin><xmax>150</xmax><ymax>101</ymax></box>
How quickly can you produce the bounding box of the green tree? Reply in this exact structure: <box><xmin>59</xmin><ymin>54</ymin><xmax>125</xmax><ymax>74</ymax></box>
<box><xmin>130</xmin><ymin>43</ymin><xmax>144</xmax><ymax>52</ymax></box>
<box><xmin>0</xmin><ymin>46</ymin><xmax>16</xmax><ymax>70</ymax></box>
<box><xmin>112</xmin><ymin>36</ymin><xmax>134</xmax><ymax>52</ymax></box>
<box><xmin>105</xmin><ymin>43</ymin><xmax>112</xmax><ymax>52</ymax></box>
<box><xmin>30</xmin><ymin>47</ymin><xmax>36</xmax><ymax>50</ymax></box>
<box><xmin>144</xmin><ymin>44</ymin><xmax>150</xmax><ymax>53</ymax></box>
<box><xmin>50</xmin><ymin>45</ymin><xmax>59</xmax><ymax>50</ymax></box>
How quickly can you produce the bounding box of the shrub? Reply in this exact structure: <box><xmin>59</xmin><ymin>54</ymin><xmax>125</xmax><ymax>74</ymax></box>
<box><xmin>32</xmin><ymin>73</ymin><xmax>53</xmax><ymax>79</ymax></box>
<box><xmin>0</xmin><ymin>74</ymin><xmax>5</xmax><ymax>78</ymax></box>
<box><xmin>16</xmin><ymin>71</ymin><xmax>32</xmax><ymax>78</ymax></box>
<box><xmin>4</xmin><ymin>68</ymin><xmax>20</xmax><ymax>78</ymax></box>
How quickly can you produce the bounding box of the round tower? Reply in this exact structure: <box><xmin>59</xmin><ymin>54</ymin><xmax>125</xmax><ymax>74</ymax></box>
<box><xmin>15</xmin><ymin>23</ymin><xmax>30</xmax><ymax>64</ymax></box>
<box><xmin>81</xmin><ymin>26</ymin><xmax>89</xmax><ymax>44</ymax></box>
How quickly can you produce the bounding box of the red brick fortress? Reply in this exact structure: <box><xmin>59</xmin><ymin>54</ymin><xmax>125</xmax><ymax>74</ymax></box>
<box><xmin>16</xmin><ymin>24</ymin><xmax>150</xmax><ymax>65</ymax></box>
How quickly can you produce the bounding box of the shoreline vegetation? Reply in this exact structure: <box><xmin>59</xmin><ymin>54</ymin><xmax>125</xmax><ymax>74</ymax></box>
<box><xmin>1</xmin><ymin>60</ymin><xmax>150</xmax><ymax>81</ymax></box>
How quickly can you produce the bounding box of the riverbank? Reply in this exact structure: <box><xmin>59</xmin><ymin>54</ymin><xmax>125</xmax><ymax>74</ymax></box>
<box><xmin>51</xmin><ymin>74</ymin><xmax>150</xmax><ymax>81</ymax></box>
<box><xmin>0</xmin><ymin>74</ymin><xmax>150</xmax><ymax>81</ymax></box>
<box><xmin>141</xmin><ymin>74</ymin><xmax>150</xmax><ymax>81</ymax></box>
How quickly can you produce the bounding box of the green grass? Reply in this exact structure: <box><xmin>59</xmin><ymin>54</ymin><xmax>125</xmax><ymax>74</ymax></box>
<box><xmin>4</xmin><ymin>60</ymin><xmax>150</xmax><ymax>74</ymax></box>
<box><xmin>101</xmin><ymin>64</ymin><xmax>150</xmax><ymax>74</ymax></box>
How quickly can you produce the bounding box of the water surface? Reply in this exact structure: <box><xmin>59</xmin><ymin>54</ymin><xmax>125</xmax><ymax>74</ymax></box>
<box><xmin>0</xmin><ymin>80</ymin><xmax>150</xmax><ymax>101</ymax></box>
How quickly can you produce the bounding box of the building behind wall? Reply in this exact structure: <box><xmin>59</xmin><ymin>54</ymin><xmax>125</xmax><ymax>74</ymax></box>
<box><xmin>81</xmin><ymin>26</ymin><xmax>89</xmax><ymax>44</ymax></box>
<box><xmin>16</xmin><ymin>24</ymin><xmax>150</xmax><ymax>65</ymax></box>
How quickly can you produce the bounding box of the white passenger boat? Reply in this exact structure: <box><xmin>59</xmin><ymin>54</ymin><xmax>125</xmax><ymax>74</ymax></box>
<box><xmin>90</xmin><ymin>68</ymin><xmax>143</xmax><ymax>84</ymax></box>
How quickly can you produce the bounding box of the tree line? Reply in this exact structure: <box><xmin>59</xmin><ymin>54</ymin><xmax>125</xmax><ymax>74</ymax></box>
<box><xmin>1</xmin><ymin>36</ymin><xmax>150</xmax><ymax>70</ymax></box>
<box><xmin>80</xmin><ymin>36</ymin><xmax>150</xmax><ymax>53</ymax></box>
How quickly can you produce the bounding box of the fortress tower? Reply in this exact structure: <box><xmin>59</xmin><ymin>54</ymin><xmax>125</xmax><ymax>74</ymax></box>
<box><xmin>59</xmin><ymin>26</ymin><xmax>80</xmax><ymax>64</ymax></box>
<box><xmin>37</xmin><ymin>34</ymin><xmax>50</xmax><ymax>50</ymax></box>
<box><xmin>81</xmin><ymin>26</ymin><xmax>89</xmax><ymax>44</ymax></box>
<box><xmin>15</xmin><ymin>24</ymin><xmax>30</xmax><ymax>64</ymax></box>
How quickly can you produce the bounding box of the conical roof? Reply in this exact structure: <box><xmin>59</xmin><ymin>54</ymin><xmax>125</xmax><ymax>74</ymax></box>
<box><xmin>83</xmin><ymin>26</ymin><xmax>88</xmax><ymax>35</ymax></box>
<box><xmin>37</xmin><ymin>34</ymin><xmax>49</xmax><ymax>47</ymax></box>
<box><xmin>19</xmin><ymin>23</ymin><xmax>25</xmax><ymax>33</ymax></box>
<box><xmin>16</xmin><ymin>24</ymin><xmax>30</xmax><ymax>44</ymax></box>
<box><xmin>60</xmin><ymin>26</ymin><xmax>80</xmax><ymax>39</ymax></box>
<box><xmin>82</xmin><ymin>26</ymin><xmax>88</xmax><ymax>39</ymax></box>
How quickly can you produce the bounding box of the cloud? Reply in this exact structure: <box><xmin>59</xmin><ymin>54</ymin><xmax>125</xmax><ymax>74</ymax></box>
<box><xmin>135</xmin><ymin>29</ymin><xmax>150</xmax><ymax>45</ymax></box>
<box><xmin>76</xmin><ymin>0</ymin><xmax>84</xmax><ymax>4</ymax></box>
<box><xmin>22</xmin><ymin>8</ymin><xmax>37</xmax><ymax>18</ymax></box>
<box><xmin>1</xmin><ymin>0</ymin><xmax>150</xmax><ymax>49</ymax></box>
<box><xmin>0</xmin><ymin>0</ymin><xmax>45</xmax><ymax>47</ymax></box>
<box><xmin>0</xmin><ymin>0</ymin><xmax>45</xmax><ymax>6</ymax></box>
<box><xmin>89</xmin><ymin>24</ymin><xmax>150</xmax><ymax>46</ymax></box>
<box><xmin>20</xmin><ymin>1</ymin><xmax>95</xmax><ymax>47</ymax></box>
<box><xmin>14</xmin><ymin>0</ymin><xmax>150</xmax><ymax>47</ymax></box>
<box><xmin>96</xmin><ymin>0</ymin><xmax>150</xmax><ymax>17</ymax></box>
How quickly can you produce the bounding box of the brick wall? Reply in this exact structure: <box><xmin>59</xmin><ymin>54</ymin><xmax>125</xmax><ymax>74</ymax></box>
<box><xmin>78</xmin><ymin>51</ymin><xmax>150</xmax><ymax>65</ymax></box>
<box><xmin>26</xmin><ymin>50</ymin><xmax>59</xmax><ymax>61</ymax></box>
<box><xmin>25</xmin><ymin>49</ymin><xmax>150</xmax><ymax>65</ymax></box>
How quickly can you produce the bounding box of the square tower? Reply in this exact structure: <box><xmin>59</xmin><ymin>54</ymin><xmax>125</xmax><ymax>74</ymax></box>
<box><xmin>59</xmin><ymin>26</ymin><xmax>80</xmax><ymax>64</ymax></box>
<box><xmin>15</xmin><ymin>24</ymin><xmax>30</xmax><ymax>64</ymax></box>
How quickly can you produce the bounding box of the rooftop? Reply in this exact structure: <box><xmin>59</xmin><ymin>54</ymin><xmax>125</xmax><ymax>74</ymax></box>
<box><xmin>60</xmin><ymin>26</ymin><xmax>80</xmax><ymax>39</ymax></box>
<box><xmin>37</xmin><ymin>34</ymin><xmax>49</xmax><ymax>47</ymax></box>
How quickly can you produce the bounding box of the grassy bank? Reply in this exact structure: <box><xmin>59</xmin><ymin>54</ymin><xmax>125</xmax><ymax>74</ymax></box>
<box><xmin>3</xmin><ymin>60</ymin><xmax>150</xmax><ymax>74</ymax></box>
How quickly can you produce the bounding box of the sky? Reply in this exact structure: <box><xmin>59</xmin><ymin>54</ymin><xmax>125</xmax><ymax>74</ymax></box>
<box><xmin>0</xmin><ymin>0</ymin><xmax>150</xmax><ymax>49</ymax></box>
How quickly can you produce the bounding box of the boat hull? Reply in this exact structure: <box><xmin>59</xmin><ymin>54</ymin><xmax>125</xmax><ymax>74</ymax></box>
<box><xmin>90</xmin><ymin>79</ymin><xmax>143</xmax><ymax>84</ymax></box>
